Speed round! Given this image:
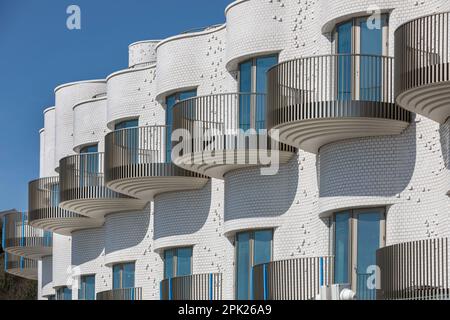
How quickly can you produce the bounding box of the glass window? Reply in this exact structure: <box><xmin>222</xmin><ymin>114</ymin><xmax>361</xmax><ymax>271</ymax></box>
<box><xmin>336</xmin><ymin>21</ymin><xmax>353</xmax><ymax>101</ymax></box>
<box><xmin>165</xmin><ymin>90</ymin><xmax>197</xmax><ymax>162</ymax></box>
<box><xmin>79</xmin><ymin>144</ymin><xmax>98</xmax><ymax>188</ymax></box>
<box><xmin>80</xmin><ymin>275</ymin><xmax>95</xmax><ymax>300</ymax></box>
<box><xmin>80</xmin><ymin>145</ymin><xmax>98</xmax><ymax>154</ymax></box>
<box><xmin>163</xmin><ymin>247</ymin><xmax>193</xmax><ymax>279</ymax></box>
<box><xmin>238</xmin><ymin>55</ymin><xmax>278</xmax><ymax>130</ymax></box>
<box><xmin>114</xmin><ymin>119</ymin><xmax>139</xmax><ymax>130</ymax></box>
<box><xmin>235</xmin><ymin>229</ymin><xmax>273</xmax><ymax>300</ymax></box>
<box><xmin>334</xmin><ymin>212</ymin><xmax>350</xmax><ymax>284</ymax></box>
<box><xmin>50</xmin><ymin>183</ymin><xmax>60</xmax><ymax>207</ymax></box>
<box><xmin>56</xmin><ymin>286</ymin><xmax>72</xmax><ymax>300</ymax></box>
<box><xmin>112</xmin><ymin>262</ymin><xmax>135</xmax><ymax>289</ymax></box>
<box><xmin>114</xmin><ymin>119</ymin><xmax>139</xmax><ymax>164</ymax></box>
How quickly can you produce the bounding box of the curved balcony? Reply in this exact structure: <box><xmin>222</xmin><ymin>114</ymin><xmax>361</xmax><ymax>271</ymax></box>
<box><xmin>160</xmin><ymin>273</ymin><xmax>222</xmax><ymax>300</ymax></box>
<box><xmin>28</xmin><ymin>177</ymin><xmax>103</xmax><ymax>236</ymax></box>
<box><xmin>395</xmin><ymin>12</ymin><xmax>450</xmax><ymax>123</ymax></box>
<box><xmin>2</xmin><ymin>211</ymin><xmax>52</xmax><ymax>259</ymax></box>
<box><xmin>4</xmin><ymin>253</ymin><xmax>38</xmax><ymax>281</ymax></box>
<box><xmin>267</xmin><ymin>54</ymin><xmax>411</xmax><ymax>153</ymax></box>
<box><xmin>377</xmin><ymin>238</ymin><xmax>450</xmax><ymax>300</ymax></box>
<box><xmin>104</xmin><ymin>126</ymin><xmax>208</xmax><ymax>200</ymax></box>
<box><xmin>172</xmin><ymin>93</ymin><xmax>296</xmax><ymax>179</ymax></box>
<box><xmin>96</xmin><ymin>287</ymin><xmax>142</xmax><ymax>300</ymax></box>
<box><xmin>59</xmin><ymin>153</ymin><xmax>147</xmax><ymax>219</ymax></box>
<box><xmin>253</xmin><ymin>256</ymin><xmax>334</xmax><ymax>300</ymax></box>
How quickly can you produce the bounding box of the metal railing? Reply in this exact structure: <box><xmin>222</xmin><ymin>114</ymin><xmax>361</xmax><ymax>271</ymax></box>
<box><xmin>4</xmin><ymin>253</ymin><xmax>38</xmax><ymax>279</ymax></box>
<box><xmin>267</xmin><ymin>54</ymin><xmax>411</xmax><ymax>130</ymax></box>
<box><xmin>2</xmin><ymin>211</ymin><xmax>52</xmax><ymax>250</ymax></box>
<box><xmin>59</xmin><ymin>152</ymin><xmax>130</xmax><ymax>203</ymax></box>
<box><xmin>377</xmin><ymin>238</ymin><xmax>450</xmax><ymax>300</ymax></box>
<box><xmin>160</xmin><ymin>273</ymin><xmax>222</xmax><ymax>300</ymax></box>
<box><xmin>96</xmin><ymin>287</ymin><xmax>142</xmax><ymax>300</ymax></box>
<box><xmin>28</xmin><ymin>176</ymin><xmax>85</xmax><ymax>225</ymax></box>
<box><xmin>253</xmin><ymin>256</ymin><xmax>334</xmax><ymax>300</ymax></box>
<box><xmin>172</xmin><ymin>93</ymin><xmax>296</xmax><ymax>158</ymax></box>
<box><xmin>395</xmin><ymin>12</ymin><xmax>450</xmax><ymax>97</ymax></box>
<box><xmin>104</xmin><ymin>125</ymin><xmax>206</xmax><ymax>183</ymax></box>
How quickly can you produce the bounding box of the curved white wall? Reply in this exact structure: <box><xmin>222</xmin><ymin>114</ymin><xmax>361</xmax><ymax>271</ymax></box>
<box><xmin>43</xmin><ymin>107</ymin><xmax>56</xmax><ymax>177</ymax></box>
<box><xmin>129</xmin><ymin>40</ymin><xmax>159</xmax><ymax>68</ymax></box>
<box><xmin>106</xmin><ymin>66</ymin><xmax>164</xmax><ymax>129</ymax></box>
<box><xmin>155</xmin><ymin>25</ymin><xmax>235</xmax><ymax>100</ymax></box>
<box><xmin>54</xmin><ymin>80</ymin><xmax>106</xmax><ymax>170</ymax></box>
<box><xmin>40</xmin><ymin>256</ymin><xmax>54</xmax><ymax>298</ymax></box>
<box><xmin>73</xmin><ymin>97</ymin><xmax>108</xmax><ymax>152</ymax></box>
<box><xmin>39</xmin><ymin>129</ymin><xmax>45</xmax><ymax>178</ymax></box>
<box><xmin>52</xmin><ymin>234</ymin><xmax>72</xmax><ymax>292</ymax></box>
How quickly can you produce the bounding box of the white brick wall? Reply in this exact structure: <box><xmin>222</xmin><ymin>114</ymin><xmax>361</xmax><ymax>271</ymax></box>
<box><xmin>129</xmin><ymin>40</ymin><xmax>159</xmax><ymax>68</ymax></box>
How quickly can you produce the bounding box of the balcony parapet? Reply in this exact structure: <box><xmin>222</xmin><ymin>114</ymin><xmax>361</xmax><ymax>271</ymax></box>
<box><xmin>267</xmin><ymin>54</ymin><xmax>411</xmax><ymax>153</ymax></box>
<box><xmin>4</xmin><ymin>253</ymin><xmax>38</xmax><ymax>281</ymax></box>
<box><xmin>395</xmin><ymin>12</ymin><xmax>450</xmax><ymax>123</ymax></box>
<box><xmin>377</xmin><ymin>238</ymin><xmax>450</xmax><ymax>300</ymax></box>
<box><xmin>160</xmin><ymin>273</ymin><xmax>222</xmax><ymax>300</ymax></box>
<box><xmin>59</xmin><ymin>153</ymin><xmax>147</xmax><ymax>219</ymax></box>
<box><xmin>104</xmin><ymin>125</ymin><xmax>208</xmax><ymax>200</ymax></box>
<box><xmin>28</xmin><ymin>177</ymin><xmax>103</xmax><ymax>236</ymax></box>
<box><xmin>96</xmin><ymin>287</ymin><xmax>142</xmax><ymax>300</ymax></box>
<box><xmin>2</xmin><ymin>211</ymin><xmax>52</xmax><ymax>259</ymax></box>
<box><xmin>172</xmin><ymin>93</ymin><xmax>296</xmax><ymax>179</ymax></box>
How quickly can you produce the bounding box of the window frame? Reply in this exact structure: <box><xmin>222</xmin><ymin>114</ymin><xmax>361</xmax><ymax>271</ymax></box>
<box><xmin>112</xmin><ymin>262</ymin><xmax>136</xmax><ymax>290</ymax></box>
<box><xmin>163</xmin><ymin>246</ymin><xmax>193</xmax><ymax>279</ymax></box>
<box><xmin>79</xmin><ymin>274</ymin><xmax>96</xmax><ymax>300</ymax></box>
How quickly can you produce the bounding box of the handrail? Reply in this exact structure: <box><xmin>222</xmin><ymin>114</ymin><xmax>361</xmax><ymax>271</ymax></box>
<box><xmin>160</xmin><ymin>273</ymin><xmax>222</xmax><ymax>300</ymax></box>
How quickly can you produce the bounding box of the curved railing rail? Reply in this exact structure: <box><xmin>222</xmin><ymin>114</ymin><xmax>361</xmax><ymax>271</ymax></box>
<box><xmin>377</xmin><ymin>238</ymin><xmax>450</xmax><ymax>300</ymax></box>
<box><xmin>28</xmin><ymin>176</ymin><xmax>86</xmax><ymax>224</ymax></box>
<box><xmin>96</xmin><ymin>287</ymin><xmax>142</xmax><ymax>300</ymax></box>
<box><xmin>267</xmin><ymin>54</ymin><xmax>410</xmax><ymax>130</ymax></box>
<box><xmin>104</xmin><ymin>125</ymin><xmax>206</xmax><ymax>183</ymax></box>
<box><xmin>59</xmin><ymin>152</ymin><xmax>130</xmax><ymax>203</ymax></box>
<box><xmin>4</xmin><ymin>253</ymin><xmax>38</xmax><ymax>280</ymax></box>
<box><xmin>395</xmin><ymin>12</ymin><xmax>450</xmax><ymax>97</ymax></box>
<box><xmin>160</xmin><ymin>273</ymin><xmax>222</xmax><ymax>300</ymax></box>
<box><xmin>2</xmin><ymin>211</ymin><xmax>52</xmax><ymax>250</ymax></box>
<box><xmin>253</xmin><ymin>256</ymin><xmax>334</xmax><ymax>300</ymax></box>
<box><xmin>172</xmin><ymin>93</ymin><xmax>296</xmax><ymax>157</ymax></box>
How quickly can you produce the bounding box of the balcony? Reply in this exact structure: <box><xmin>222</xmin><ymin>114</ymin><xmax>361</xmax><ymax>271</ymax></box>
<box><xmin>104</xmin><ymin>126</ymin><xmax>208</xmax><ymax>200</ymax></box>
<box><xmin>28</xmin><ymin>177</ymin><xmax>103</xmax><ymax>236</ymax></box>
<box><xmin>96</xmin><ymin>287</ymin><xmax>142</xmax><ymax>300</ymax></box>
<box><xmin>252</xmin><ymin>256</ymin><xmax>334</xmax><ymax>300</ymax></box>
<box><xmin>4</xmin><ymin>253</ymin><xmax>38</xmax><ymax>281</ymax></box>
<box><xmin>172</xmin><ymin>93</ymin><xmax>296</xmax><ymax>179</ymax></box>
<box><xmin>395</xmin><ymin>12</ymin><xmax>450</xmax><ymax>123</ymax></box>
<box><xmin>267</xmin><ymin>54</ymin><xmax>411</xmax><ymax>153</ymax></box>
<box><xmin>2</xmin><ymin>211</ymin><xmax>52</xmax><ymax>259</ymax></box>
<box><xmin>59</xmin><ymin>153</ymin><xmax>147</xmax><ymax>219</ymax></box>
<box><xmin>377</xmin><ymin>238</ymin><xmax>450</xmax><ymax>300</ymax></box>
<box><xmin>160</xmin><ymin>273</ymin><xmax>222</xmax><ymax>300</ymax></box>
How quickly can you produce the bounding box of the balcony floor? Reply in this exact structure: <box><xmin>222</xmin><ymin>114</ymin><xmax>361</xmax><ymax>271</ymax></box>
<box><xmin>4</xmin><ymin>246</ymin><xmax>52</xmax><ymax>260</ymax></box>
<box><xmin>29</xmin><ymin>214</ymin><xmax>104</xmax><ymax>236</ymax></box>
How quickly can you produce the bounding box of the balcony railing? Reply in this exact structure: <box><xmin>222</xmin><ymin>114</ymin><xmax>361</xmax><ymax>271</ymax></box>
<box><xmin>104</xmin><ymin>125</ymin><xmax>208</xmax><ymax>200</ymax></box>
<box><xmin>267</xmin><ymin>54</ymin><xmax>411</xmax><ymax>152</ymax></box>
<box><xmin>377</xmin><ymin>238</ymin><xmax>450</xmax><ymax>300</ymax></box>
<box><xmin>160</xmin><ymin>273</ymin><xmax>222</xmax><ymax>300</ymax></box>
<box><xmin>96</xmin><ymin>287</ymin><xmax>142</xmax><ymax>300</ymax></box>
<box><xmin>396</xmin><ymin>13</ymin><xmax>450</xmax><ymax>93</ymax></box>
<box><xmin>2</xmin><ymin>211</ymin><xmax>52</xmax><ymax>259</ymax></box>
<box><xmin>253</xmin><ymin>256</ymin><xmax>334</xmax><ymax>300</ymax></box>
<box><xmin>28</xmin><ymin>176</ymin><xmax>102</xmax><ymax>235</ymax></box>
<box><xmin>4</xmin><ymin>253</ymin><xmax>38</xmax><ymax>281</ymax></box>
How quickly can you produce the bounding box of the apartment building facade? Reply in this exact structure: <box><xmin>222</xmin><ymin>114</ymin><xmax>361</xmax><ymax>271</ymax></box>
<box><xmin>2</xmin><ymin>0</ymin><xmax>450</xmax><ymax>300</ymax></box>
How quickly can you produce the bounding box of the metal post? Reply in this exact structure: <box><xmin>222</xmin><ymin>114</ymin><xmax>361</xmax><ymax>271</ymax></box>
<box><xmin>169</xmin><ymin>278</ymin><xmax>172</xmax><ymax>301</ymax></box>
<box><xmin>263</xmin><ymin>264</ymin><xmax>268</xmax><ymax>301</ymax></box>
<box><xmin>209</xmin><ymin>273</ymin><xmax>213</xmax><ymax>301</ymax></box>
<box><xmin>21</xmin><ymin>211</ymin><xmax>25</xmax><ymax>247</ymax></box>
<box><xmin>320</xmin><ymin>257</ymin><xmax>324</xmax><ymax>287</ymax></box>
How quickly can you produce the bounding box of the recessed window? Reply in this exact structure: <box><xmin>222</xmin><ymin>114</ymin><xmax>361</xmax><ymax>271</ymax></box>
<box><xmin>114</xmin><ymin>119</ymin><xmax>139</xmax><ymax>130</ymax></box>
<box><xmin>238</xmin><ymin>55</ymin><xmax>278</xmax><ymax>130</ymax></box>
<box><xmin>79</xmin><ymin>274</ymin><xmax>95</xmax><ymax>300</ymax></box>
<box><xmin>56</xmin><ymin>286</ymin><xmax>72</xmax><ymax>300</ymax></box>
<box><xmin>332</xmin><ymin>208</ymin><xmax>385</xmax><ymax>300</ymax></box>
<box><xmin>235</xmin><ymin>229</ymin><xmax>273</xmax><ymax>300</ymax></box>
<box><xmin>165</xmin><ymin>90</ymin><xmax>197</xmax><ymax>161</ymax></box>
<box><xmin>79</xmin><ymin>144</ymin><xmax>99</xmax><ymax>188</ymax></box>
<box><xmin>163</xmin><ymin>247</ymin><xmax>193</xmax><ymax>279</ymax></box>
<box><xmin>113</xmin><ymin>262</ymin><xmax>135</xmax><ymax>289</ymax></box>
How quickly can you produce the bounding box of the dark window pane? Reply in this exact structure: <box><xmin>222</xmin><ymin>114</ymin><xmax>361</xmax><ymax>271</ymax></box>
<box><xmin>253</xmin><ymin>230</ymin><xmax>272</xmax><ymax>266</ymax></box>
<box><xmin>239</xmin><ymin>61</ymin><xmax>252</xmax><ymax>130</ymax></box>
<box><xmin>176</xmin><ymin>247</ymin><xmax>192</xmax><ymax>277</ymax></box>
<box><xmin>113</xmin><ymin>265</ymin><xmax>121</xmax><ymax>289</ymax></box>
<box><xmin>164</xmin><ymin>249</ymin><xmax>175</xmax><ymax>279</ymax></box>
<box><xmin>123</xmin><ymin>263</ymin><xmax>135</xmax><ymax>289</ymax></box>
<box><xmin>336</xmin><ymin>21</ymin><xmax>353</xmax><ymax>101</ymax></box>
<box><xmin>334</xmin><ymin>212</ymin><xmax>350</xmax><ymax>284</ymax></box>
<box><xmin>236</xmin><ymin>232</ymin><xmax>250</xmax><ymax>300</ymax></box>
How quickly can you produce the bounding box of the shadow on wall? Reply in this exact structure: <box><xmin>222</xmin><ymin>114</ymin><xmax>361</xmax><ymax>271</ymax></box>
<box><xmin>440</xmin><ymin>118</ymin><xmax>450</xmax><ymax>169</ymax></box>
<box><xmin>154</xmin><ymin>182</ymin><xmax>212</xmax><ymax>240</ymax></box>
<box><xmin>318</xmin><ymin>121</ymin><xmax>416</xmax><ymax>198</ymax></box>
<box><xmin>72</xmin><ymin>229</ymin><xmax>105</xmax><ymax>266</ymax></box>
<box><xmin>224</xmin><ymin>156</ymin><xmax>299</xmax><ymax>222</ymax></box>
<box><xmin>105</xmin><ymin>209</ymin><xmax>150</xmax><ymax>255</ymax></box>
<box><xmin>42</xmin><ymin>256</ymin><xmax>52</xmax><ymax>288</ymax></box>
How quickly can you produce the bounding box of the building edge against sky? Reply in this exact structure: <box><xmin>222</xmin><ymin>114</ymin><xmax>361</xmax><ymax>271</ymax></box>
<box><xmin>2</xmin><ymin>0</ymin><xmax>450</xmax><ymax>300</ymax></box>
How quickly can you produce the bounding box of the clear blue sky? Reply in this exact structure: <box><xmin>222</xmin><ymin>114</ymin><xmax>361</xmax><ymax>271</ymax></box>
<box><xmin>0</xmin><ymin>0</ymin><xmax>231</xmax><ymax>212</ymax></box>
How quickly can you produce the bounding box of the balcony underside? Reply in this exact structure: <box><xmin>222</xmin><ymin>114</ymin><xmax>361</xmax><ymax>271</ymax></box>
<box><xmin>106</xmin><ymin>163</ymin><xmax>209</xmax><ymax>200</ymax></box>
<box><xmin>173</xmin><ymin>148</ymin><xmax>295</xmax><ymax>179</ymax></box>
<box><xmin>29</xmin><ymin>210</ymin><xmax>103</xmax><ymax>236</ymax></box>
<box><xmin>59</xmin><ymin>190</ymin><xmax>148</xmax><ymax>219</ymax></box>
<box><xmin>6</xmin><ymin>268</ymin><xmax>38</xmax><ymax>281</ymax></box>
<box><xmin>269</xmin><ymin>101</ymin><xmax>410</xmax><ymax>153</ymax></box>
<box><xmin>4</xmin><ymin>245</ymin><xmax>52</xmax><ymax>260</ymax></box>
<box><xmin>397</xmin><ymin>70</ymin><xmax>450</xmax><ymax>124</ymax></box>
